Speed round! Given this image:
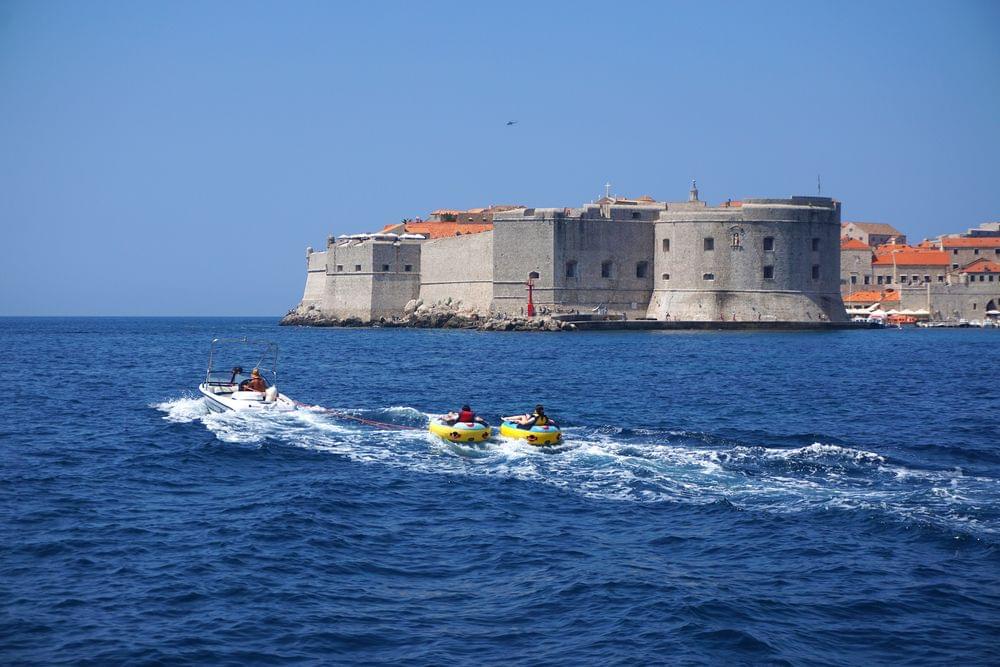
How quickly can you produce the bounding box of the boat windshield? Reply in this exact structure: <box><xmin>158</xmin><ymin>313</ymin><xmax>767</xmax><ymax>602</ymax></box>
<box><xmin>204</xmin><ymin>338</ymin><xmax>279</xmax><ymax>388</ymax></box>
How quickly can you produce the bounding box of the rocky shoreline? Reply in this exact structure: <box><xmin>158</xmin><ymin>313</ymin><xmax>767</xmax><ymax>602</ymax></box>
<box><xmin>279</xmin><ymin>298</ymin><xmax>577</xmax><ymax>332</ymax></box>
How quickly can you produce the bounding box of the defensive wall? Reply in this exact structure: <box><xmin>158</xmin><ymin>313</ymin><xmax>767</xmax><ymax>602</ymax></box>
<box><xmin>288</xmin><ymin>193</ymin><xmax>851</xmax><ymax>326</ymax></box>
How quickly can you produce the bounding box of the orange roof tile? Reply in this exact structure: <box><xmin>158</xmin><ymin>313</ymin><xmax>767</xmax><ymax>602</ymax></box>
<box><xmin>840</xmin><ymin>238</ymin><xmax>871</xmax><ymax>250</ymax></box>
<box><xmin>940</xmin><ymin>237</ymin><xmax>1000</xmax><ymax>248</ymax></box>
<box><xmin>843</xmin><ymin>289</ymin><xmax>899</xmax><ymax>304</ymax></box>
<box><xmin>959</xmin><ymin>258</ymin><xmax>1000</xmax><ymax>273</ymax></box>
<box><xmin>403</xmin><ymin>222</ymin><xmax>493</xmax><ymax>239</ymax></box>
<box><xmin>872</xmin><ymin>248</ymin><xmax>950</xmax><ymax>267</ymax></box>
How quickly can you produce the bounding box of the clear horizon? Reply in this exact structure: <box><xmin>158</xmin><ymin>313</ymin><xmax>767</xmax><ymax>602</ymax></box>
<box><xmin>2</xmin><ymin>0</ymin><xmax>998</xmax><ymax>316</ymax></box>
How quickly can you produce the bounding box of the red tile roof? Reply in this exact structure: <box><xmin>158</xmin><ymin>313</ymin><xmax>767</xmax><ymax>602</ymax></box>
<box><xmin>939</xmin><ymin>237</ymin><xmax>1000</xmax><ymax>248</ymax></box>
<box><xmin>840</xmin><ymin>238</ymin><xmax>871</xmax><ymax>250</ymax></box>
<box><xmin>843</xmin><ymin>289</ymin><xmax>899</xmax><ymax>304</ymax></box>
<box><xmin>960</xmin><ymin>258</ymin><xmax>1000</xmax><ymax>273</ymax></box>
<box><xmin>872</xmin><ymin>247</ymin><xmax>950</xmax><ymax>267</ymax></box>
<box><xmin>403</xmin><ymin>222</ymin><xmax>493</xmax><ymax>239</ymax></box>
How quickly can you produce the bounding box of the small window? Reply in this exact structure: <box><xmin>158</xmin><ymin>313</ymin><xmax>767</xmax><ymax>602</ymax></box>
<box><xmin>864</xmin><ymin>276</ymin><xmax>870</xmax><ymax>285</ymax></box>
<box><xmin>811</xmin><ymin>237</ymin><xmax>820</xmax><ymax>251</ymax></box>
<box><xmin>631</xmin><ymin>211</ymin><xmax>641</xmax><ymax>220</ymax></box>
<box><xmin>763</xmin><ymin>237</ymin><xmax>775</xmax><ymax>251</ymax></box>
<box><xmin>812</xmin><ymin>265</ymin><xmax>820</xmax><ymax>280</ymax></box>
<box><xmin>885</xmin><ymin>275</ymin><xmax>892</xmax><ymax>284</ymax></box>
<box><xmin>731</xmin><ymin>232</ymin><xmax>741</xmax><ymax>248</ymax></box>
<box><xmin>850</xmin><ymin>275</ymin><xmax>857</xmax><ymax>284</ymax></box>
<box><xmin>336</xmin><ymin>265</ymin><xmax>343</xmax><ymax>272</ymax></box>
<box><xmin>937</xmin><ymin>275</ymin><xmax>944</xmax><ymax>282</ymax></box>
<box><xmin>877</xmin><ymin>276</ymin><xmax>884</xmax><ymax>285</ymax></box>
<box><xmin>565</xmin><ymin>261</ymin><xmax>577</xmax><ymax>278</ymax></box>
<box><xmin>662</xmin><ymin>238</ymin><xmax>670</xmax><ymax>252</ymax></box>
<box><xmin>662</xmin><ymin>273</ymin><xmax>670</xmax><ymax>280</ymax></box>
<box><xmin>995</xmin><ymin>249</ymin><xmax>999</xmax><ymax>255</ymax></box>
<box><xmin>703</xmin><ymin>273</ymin><xmax>715</xmax><ymax>281</ymax></box>
<box><xmin>923</xmin><ymin>275</ymin><xmax>930</xmax><ymax>283</ymax></box>
<box><xmin>635</xmin><ymin>261</ymin><xmax>648</xmax><ymax>278</ymax></box>
<box><xmin>911</xmin><ymin>274</ymin><xmax>918</xmax><ymax>283</ymax></box>
<box><xmin>973</xmin><ymin>303</ymin><xmax>977</xmax><ymax>310</ymax></box>
<box><xmin>529</xmin><ymin>271</ymin><xmax>540</xmax><ymax>279</ymax></box>
<box><xmin>381</xmin><ymin>264</ymin><xmax>390</xmax><ymax>272</ymax></box>
<box><xmin>355</xmin><ymin>264</ymin><xmax>362</xmax><ymax>272</ymax></box>
<box><xmin>953</xmin><ymin>249</ymin><xmax>958</xmax><ymax>255</ymax></box>
<box><xmin>601</xmin><ymin>261</ymin><xmax>613</xmax><ymax>278</ymax></box>
<box><xmin>980</xmin><ymin>275</ymin><xmax>986</xmax><ymax>282</ymax></box>
<box><xmin>763</xmin><ymin>265</ymin><xmax>774</xmax><ymax>280</ymax></box>
<box><xmin>990</xmin><ymin>275</ymin><xmax>995</xmax><ymax>281</ymax></box>
<box><xmin>952</xmin><ymin>264</ymin><xmax>959</xmax><ymax>269</ymax></box>
<box><xmin>974</xmin><ymin>249</ymin><xmax>980</xmax><ymax>255</ymax></box>
<box><xmin>404</xmin><ymin>264</ymin><xmax>413</xmax><ymax>272</ymax></box>
<box><xmin>704</xmin><ymin>237</ymin><xmax>714</xmax><ymax>251</ymax></box>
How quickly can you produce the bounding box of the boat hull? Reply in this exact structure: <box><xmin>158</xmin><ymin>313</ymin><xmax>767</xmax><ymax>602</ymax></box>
<box><xmin>198</xmin><ymin>384</ymin><xmax>296</xmax><ymax>413</ymax></box>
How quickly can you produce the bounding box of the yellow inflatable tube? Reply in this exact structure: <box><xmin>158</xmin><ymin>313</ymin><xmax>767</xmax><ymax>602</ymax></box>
<box><xmin>500</xmin><ymin>421</ymin><xmax>562</xmax><ymax>446</ymax></box>
<box><xmin>429</xmin><ymin>418</ymin><xmax>492</xmax><ymax>443</ymax></box>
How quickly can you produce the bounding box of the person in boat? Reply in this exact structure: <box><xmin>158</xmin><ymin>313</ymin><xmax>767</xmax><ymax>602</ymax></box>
<box><xmin>506</xmin><ymin>404</ymin><xmax>555</xmax><ymax>429</ymax></box>
<box><xmin>240</xmin><ymin>368</ymin><xmax>268</xmax><ymax>393</ymax></box>
<box><xmin>443</xmin><ymin>405</ymin><xmax>487</xmax><ymax>426</ymax></box>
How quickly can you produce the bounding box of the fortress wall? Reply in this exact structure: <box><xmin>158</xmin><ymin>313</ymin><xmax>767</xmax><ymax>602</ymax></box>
<box><xmin>551</xmin><ymin>218</ymin><xmax>653</xmax><ymax>314</ymax></box>
<box><xmin>301</xmin><ymin>250</ymin><xmax>328</xmax><ymax>306</ymax></box>
<box><xmin>647</xmin><ymin>199</ymin><xmax>847</xmax><ymax>322</ymax></box>
<box><xmin>419</xmin><ymin>232</ymin><xmax>494</xmax><ymax>310</ymax></box>
<box><xmin>492</xmin><ymin>220</ymin><xmax>553</xmax><ymax>314</ymax></box>
<box><xmin>899</xmin><ymin>283</ymin><xmax>1000</xmax><ymax>321</ymax></box>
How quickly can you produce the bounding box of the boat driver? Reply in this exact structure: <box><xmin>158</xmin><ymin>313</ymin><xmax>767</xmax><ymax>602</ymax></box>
<box><xmin>240</xmin><ymin>368</ymin><xmax>268</xmax><ymax>393</ymax></box>
<box><xmin>444</xmin><ymin>405</ymin><xmax>487</xmax><ymax>425</ymax></box>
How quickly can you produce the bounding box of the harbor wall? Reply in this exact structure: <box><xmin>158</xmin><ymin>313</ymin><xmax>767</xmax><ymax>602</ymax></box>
<box><xmin>418</xmin><ymin>232</ymin><xmax>494</xmax><ymax>311</ymax></box>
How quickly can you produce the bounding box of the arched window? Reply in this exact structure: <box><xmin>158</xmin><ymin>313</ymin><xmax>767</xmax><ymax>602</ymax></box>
<box><xmin>528</xmin><ymin>271</ymin><xmax>539</xmax><ymax>279</ymax></box>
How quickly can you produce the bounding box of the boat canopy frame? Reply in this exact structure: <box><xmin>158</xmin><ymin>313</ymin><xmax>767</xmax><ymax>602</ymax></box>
<box><xmin>204</xmin><ymin>337</ymin><xmax>280</xmax><ymax>387</ymax></box>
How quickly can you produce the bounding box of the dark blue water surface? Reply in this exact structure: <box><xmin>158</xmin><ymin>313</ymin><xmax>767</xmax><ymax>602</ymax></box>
<box><xmin>2</xmin><ymin>318</ymin><xmax>999</xmax><ymax>665</ymax></box>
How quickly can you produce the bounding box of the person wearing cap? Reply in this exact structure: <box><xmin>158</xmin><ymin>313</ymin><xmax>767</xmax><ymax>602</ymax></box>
<box><xmin>241</xmin><ymin>368</ymin><xmax>268</xmax><ymax>393</ymax></box>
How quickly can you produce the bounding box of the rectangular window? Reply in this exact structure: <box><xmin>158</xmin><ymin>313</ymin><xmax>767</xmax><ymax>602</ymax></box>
<box><xmin>704</xmin><ymin>237</ymin><xmax>714</xmax><ymax>251</ymax></box>
<box><xmin>381</xmin><ymin>264</ymin><xmax>390</xmax><ymax>272</ymax></box>
<box><xmin>851</xmin><ymin>275</ymin><xmax>857</xmax><ymax>284</ymax></box>
<box><xmin>601</xmin><ymin>261</ymin><xmax>613</xmax><ymax>278</ymax></box>
<box><xmin>336</xmin><ymin>265</ymin><xmax>343</xmax><ymax>272</ymax></box>
<box><xmin>662</xmin><ymin>238</ymin><xmax>670</xmax><ymax>252</ymax></box>
<box><xmin>703</xmin><ymin>273</ymin><xmax>715</xmax><ymax>281</ymax></box>
<box><xmin>662</xmin><ymin>273</ymin><xmax>670</xmax><ymax>281</ymax></box>
<box><xmin>980</xmin><ymin>275</ymin><xmax>986</xmax><ymax>282</ymax></box>
<box><xmin>923</xmin><ymin>275</ymin><xmax>930</xmax><ymax>283</ymax></box>
<box><xmin>953</xmin><ymin>249</ymin><xmax>958</xmax><ymax>255</ymax></box>
<box><xmin>763</xmin><ymin>237</ymin><xmax>774</xmax><ymax>251</ymax></box>
<box><xmin>952</xmin><ymin>264</ymin><xmax>959</xmax><ymax>269</ymax></box>
<box><xmin>763</xmin><ymin>265</ymin><xmax>774</xmax><ymax>280</ymax></box>
<box><xmin>404</xmin><ymin>264</ymin><xmax>412</xmax><ymax>272</ymax></box>
<box><xmin>937</xmin><ymin>275</ymin><xmax>944</xmax><ymax>282</ymax></box>
<box><xmin>812</xmin><ymin>265</ymin><xmax>820</xmax><ymax>280</ymax></box>
<box><xmin>565</xmin><ymin>261</ymin><xmax>577</xmax><ymax>278</ymax></box>
<box><xmin>990</xmin><ymin>275</ymin><xmax>995</xmax><ymax>282</ymax></box>
<box><xmin>864</xmin><ymin>276</ymin><xmax>870</xmax><ymax>285</ymax></box>
<box><xmin>886</xmin><ymin>276</ymin><xmax>892</xmax><ymax>284</ymax></box>
<box><xmin>877</xmin><ymin>276</ymin><xmax>884</xmax><ymax>285</ymax></box>
<box><xmin>974</xmin><ymin>249</ymin><xmax>980</xmax><ymax>255</ymax></box>
<box><xmin>355</xmin><ymin>264</ymin><xmax>362</xmax><ymax>272</ymax></box>
<box><xmin>635</xmin><ymin>261</ymin><xmax>648</xmax><ymax>279</ymax></box>
<box><xmin>811</xmin><ymin>237</ymin><xmax>820</xmax><ymax>251</ymax></box>
<box><xmin>631</xmin><ymin>211</ymin><xmax>641</xmax><ymax>220</ymax></box>
<box><xmin>910</xmin><ymin>274</ymin><xmax>917</xmax><ymax>283</ymax></box>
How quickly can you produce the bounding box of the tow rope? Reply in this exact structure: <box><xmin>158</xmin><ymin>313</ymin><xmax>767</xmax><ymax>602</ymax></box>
<box><xmin>293</xmin><ymin>400</ymin><xmax>423</xmax><ymax>431</ymax></box>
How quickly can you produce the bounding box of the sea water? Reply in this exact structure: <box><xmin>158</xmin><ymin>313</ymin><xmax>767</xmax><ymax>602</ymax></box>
<box><xmin>2</xmin><ymin>317</ymin><xmax>998</xmax><ymax>664</ymax></box>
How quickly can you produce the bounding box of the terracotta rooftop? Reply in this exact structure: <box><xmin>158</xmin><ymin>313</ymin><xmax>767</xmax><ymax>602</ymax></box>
<box><xmin>843</xmin><ymin>289</ymin><xmax>900</xmax><ymax>304</ymax></box>
<box><xmin>402</xmin><ymin>222</ymin><xmax>493</xmax><ymax>239</ymax></box>
<box><xmin>840</xmin><ymin>238</ymin><xmax>871</xmax><ymax>251</ymax></box>
<box><xmin>939</xmin><ymin>237</ymin><xmax>1000</xmax><ymax>248</ymax></box>
<box><xmin>872</xmin><ymin>249</ymin><xmax>950</xmax><ymax>267</ymax></box>
<box><xmin>960</xmin><ymin>258</ymin><xmax>1000</xmax><ymax>273</ymax></box>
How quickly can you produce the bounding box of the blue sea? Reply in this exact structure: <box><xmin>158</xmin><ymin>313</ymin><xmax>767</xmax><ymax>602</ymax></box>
<box><xmin>2</xmin><ymin>317</ymin><xmax>999</xmax><ymax>665</ymax></box>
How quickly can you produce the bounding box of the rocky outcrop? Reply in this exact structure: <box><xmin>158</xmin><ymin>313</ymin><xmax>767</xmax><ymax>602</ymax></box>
<box><xmin>280</xmin><ymin>299</ymin><xmax>576</xmax><ymax>332</ymax></box>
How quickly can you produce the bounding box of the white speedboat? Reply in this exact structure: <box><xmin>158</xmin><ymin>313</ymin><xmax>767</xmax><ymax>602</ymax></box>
<box><xmin>197</xmin><ymin>338</ymin><xmax>297</xmax><ymax>413</ymax></box>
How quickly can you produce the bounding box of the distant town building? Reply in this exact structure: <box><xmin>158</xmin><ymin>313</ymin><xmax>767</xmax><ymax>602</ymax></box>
<box><xmin>841</xmin><ymin>222</ymin><xmax>907</xmax><ymax>247</ymax></box>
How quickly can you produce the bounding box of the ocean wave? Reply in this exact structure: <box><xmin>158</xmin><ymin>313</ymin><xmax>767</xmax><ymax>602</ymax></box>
<box><xmin>153</xmin><ymin>398</ymin><xmax>1000</xmax><ymax>538</ymax></box>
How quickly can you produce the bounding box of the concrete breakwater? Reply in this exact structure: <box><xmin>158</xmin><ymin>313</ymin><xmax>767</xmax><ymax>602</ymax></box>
<box><xmin>280</xmin><ymin>298</ymin><xmax>577</xmax><ymax>332</ymax></box>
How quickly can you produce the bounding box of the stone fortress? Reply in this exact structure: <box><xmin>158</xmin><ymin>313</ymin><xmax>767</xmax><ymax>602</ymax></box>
<box><xmin>286</xmin><ymin>183</ymin><xmax>852</xmax><ymax>327</ymax></box>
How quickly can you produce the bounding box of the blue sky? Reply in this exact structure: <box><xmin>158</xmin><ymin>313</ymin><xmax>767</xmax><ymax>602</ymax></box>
<box><xmin>1</xmin><ymin>0</ymin><xmax>998</xmax><ymax>315</ymax></box>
